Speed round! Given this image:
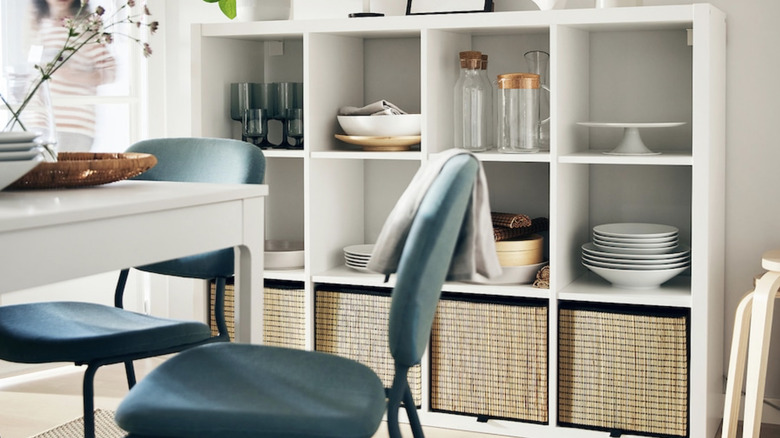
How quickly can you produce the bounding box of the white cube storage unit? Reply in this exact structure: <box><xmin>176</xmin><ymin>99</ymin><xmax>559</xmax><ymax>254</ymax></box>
<box><xmin>192</xmin><ymin>4</ymin><xmax>725</xmax><ymax>437</ymax></box>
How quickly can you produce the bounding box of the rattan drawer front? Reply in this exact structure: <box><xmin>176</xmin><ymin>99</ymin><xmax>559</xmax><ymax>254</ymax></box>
<box><xmin>314</xmin><ymin>286</ymin><xmax>422</xmax><ymax>406</ymax></box>
<box><xmin>430</xmin><ymin>296</ymin><xmax>548</xmax><ymax>423</ymax></box>
<box><xmin>210</xmin><ymin>280</ymin><xmax>306</xmax><ymax>349</ymax></box>
<box><xmin>558</xmin><ymin>304</ymin><xmax>689</xmax><ymax>437</ymax></box>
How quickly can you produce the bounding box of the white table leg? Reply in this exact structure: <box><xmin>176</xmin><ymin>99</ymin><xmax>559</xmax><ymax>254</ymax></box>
<box><xmin>234</xmin><ymin>196</ymin><xmax>265</xmax><ymax>344</ymax></box>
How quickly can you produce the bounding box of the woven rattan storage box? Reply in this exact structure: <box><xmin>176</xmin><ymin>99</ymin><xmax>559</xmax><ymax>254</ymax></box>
<box><xmin>209</xmin><ymin>279</ymin><xmax>306</xmax><ymax>348</ymax></box>
<box><xmin>558</xmin><ymin>302</ymin><xmax>689</xmax><ymax>437</ymax></box>
<box><xmin>430</xmin><ymin>294</ymin><xmax>548</xmax><ymax>423</ymax></box>
<box><xmin>314</xmin><ymin>285</ymin><xmax>422</xmax><ymax>406</ymax></box>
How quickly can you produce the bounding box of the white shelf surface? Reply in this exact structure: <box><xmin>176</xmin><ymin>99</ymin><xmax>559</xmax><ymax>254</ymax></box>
<box><xmin>262</xmin><ymin>149</ymin><xmax>305</xmax><ymax>159</ymax></box>
<box><xmin>264</xmin><ymin>268</ymin><xmax>306</xmax><ymax>282</ymax></box>
<box><xmin>311</xmin><ymin>150</ymin><xmax>422</xmax><ymax>160</ymax></box>
<box><xmin>559</xmin><ymin>150</ymin><xmax>692</xmax><ymax>165</ymax></box>
<box><xmin>558</xmin><ymin>272</ymin><xmax>691</xmax><ymax>308</ymax></box>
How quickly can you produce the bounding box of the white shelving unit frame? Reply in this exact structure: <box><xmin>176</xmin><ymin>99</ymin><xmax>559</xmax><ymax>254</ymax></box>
<box><xmin>191</xmin><ymin>4</ymin><xmax>725</xmax><ymax>437</ymax></box>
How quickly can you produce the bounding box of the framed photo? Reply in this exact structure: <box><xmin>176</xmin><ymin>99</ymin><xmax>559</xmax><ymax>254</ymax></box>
<box><xmin>406</xmin><ymin>0</ymin><xmax>492</xmax><ymax>15</ymax></box>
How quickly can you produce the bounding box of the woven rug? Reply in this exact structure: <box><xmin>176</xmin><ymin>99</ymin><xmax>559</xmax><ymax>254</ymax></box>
<box><xmin>30</xmin><ymin>409</ymin><xmax>125</xmax><ymax>438</ymax></box>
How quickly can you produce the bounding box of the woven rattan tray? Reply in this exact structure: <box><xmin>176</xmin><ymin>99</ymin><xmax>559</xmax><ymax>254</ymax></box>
<box><xmin>9</xmin><ymin>152</ymin><xmax>157</xmax><ymax>190</ymax></box>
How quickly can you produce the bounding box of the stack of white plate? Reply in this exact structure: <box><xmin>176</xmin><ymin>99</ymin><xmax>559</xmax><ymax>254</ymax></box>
<box><xmin>344</xmin><ymin>244</ymin><xmax>374</xmax><ymax>272</ymax></box>
<box><xmin>582</xmin><ymin>223</ymin><xmax>690</xmax><ymax>289</ymax></box>
<box><xmin>0</xmin><ymin>132</ymin><xmax>44</xmax><ymax>191</ymax></box>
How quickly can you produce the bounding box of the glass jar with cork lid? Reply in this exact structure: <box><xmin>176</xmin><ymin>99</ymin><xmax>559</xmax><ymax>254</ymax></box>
<box><xmin>496</xmin><ymin>73</ymin><xmax>540</xmax><ymax>153</ymax></box>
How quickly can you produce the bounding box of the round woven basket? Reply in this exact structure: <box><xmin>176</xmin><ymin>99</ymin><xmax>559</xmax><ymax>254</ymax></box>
<box><xmin>9</xmin><ymin>152</ymin><xmax>157</xmax><ymax>190</ymax></box>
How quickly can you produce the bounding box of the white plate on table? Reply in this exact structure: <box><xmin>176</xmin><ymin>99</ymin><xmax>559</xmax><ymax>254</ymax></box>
<box><xmin>0</xmin><ymin>155</ymin><xmax>43</xmax><ymax>191</ymax></box>
<box><xmin>344</xmin><ymin>244</ymin><xmax>375</xmax><ymax>257</ymax></box>
<box><xmin>0</xmin><ymin>148</ymin><xmax>42</xmax><ymax>162</ymax></box>
<box><xmin>0</xmin><ymin>142</ymin><xmax>39</xmax><ymax>152</ymax></box>
<box><xmin>0</xmin><ymin>132</ymin><xmax>39</xmax><ymax>143</ymax></box>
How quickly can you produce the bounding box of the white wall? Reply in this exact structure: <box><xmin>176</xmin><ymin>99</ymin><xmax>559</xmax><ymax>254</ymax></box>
<box><xmin>154</xmin><ymin>0</ymin><xmax>780</xmax><ymax>403</ymax></box>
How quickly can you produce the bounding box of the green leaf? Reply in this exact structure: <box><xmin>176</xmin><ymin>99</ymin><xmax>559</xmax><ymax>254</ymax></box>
<box><xmin>218</xmin><ymin>0</ymin><xmax>237</xmax><ymax>19</ymax></box>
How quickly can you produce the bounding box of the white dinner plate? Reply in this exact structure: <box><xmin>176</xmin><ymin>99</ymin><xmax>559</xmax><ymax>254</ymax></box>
<box><xmin>582</xmin><ymin>251</ymin><xmax>689</xmax><ymax>265</ymax></box>
<box><xmin>582</xmin><ymin>255</ymin><xmax>689</xmax><ymax>271</ymax></box>
<box><xmin>592</xmin><ymin>241</ymin><xmax>678</xmax><ymax>254</ymax></box>
<box><xmin>592</xmin><ymin>233</ymin><xmax>678</xmax><ymax>244</ymax></box>
<box><xmin>0</xmin><ymin>148</ymin><xmax>42</xmax><ymax>162</ymax></box>
<box><xmin>0</xmin><ymin>131</ymin><xmax>39</xmax><ymax>144</ymax></box>
<box><xmin>582</xmin><ymin>242</ymin><xmax>690</xmax><ymax>260</ymax></box>
<box><xmin>593</xmin><ymin>236</ymin><xmax>677</xmax><ymax>249</ymax></box>
<box><xmin>345</xmin><ymin>263</ymin><xmax>372</xmax><ymax>272</ymax></box>
<box><xmin>0</xmin><ymin>142</ymin><xmax>38</xmax><ymax>152</ymax></box>
<box><xmin>593</xmin><ymin>223</ymin><xmax>679</xmax><ymax>239</ymax></box>
<box><xmin>343</xmin><ymin>244</ymin><xmax>375</xmax><ymax>257</ymax></box>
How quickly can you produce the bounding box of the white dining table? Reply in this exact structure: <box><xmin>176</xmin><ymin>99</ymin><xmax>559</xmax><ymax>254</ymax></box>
<box><xmin>0</xmin><ymin>180</ymin><xmax>268</xmax><ymax>343</ymax></box>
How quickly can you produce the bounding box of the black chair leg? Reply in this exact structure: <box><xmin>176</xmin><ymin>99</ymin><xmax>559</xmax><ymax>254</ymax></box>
<box><xmin>404</xmin><ymin>384</ymin><xmax>424</xmax><ymax>438</ymax></box>
<box><xmin>124</xmin><ymin>360</ymin><xmax>137</xmax><ymax>389</ymax></box>
<box><xmin>82</xmin><ymin>364</ymin><xmax>99</xmax><ymax>438</ymax></box>
<box><xmin>213</xmin><ymin>277</ymin><xmax>230</xmax><ymax>341</ymax></box>
<box><xmin>387</xmin><ymin>366</ymin><xmax>409</xmax><ymax>438</ymax></box>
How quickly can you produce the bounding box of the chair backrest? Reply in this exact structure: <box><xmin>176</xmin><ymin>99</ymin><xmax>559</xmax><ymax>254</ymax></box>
<box><xmin>387</xmin><ymin>153</ymin><xmax>478</xmax><ymax>368</ymax></box>
<box><xmin>127</xmin><ymin>137</ymin><xmax>266</xmax><ymax>185</ymax></box>
<box><xmin>125</xmin><ymin>137</ymin><xmax>265</xmax><ymax>279</ymax></box>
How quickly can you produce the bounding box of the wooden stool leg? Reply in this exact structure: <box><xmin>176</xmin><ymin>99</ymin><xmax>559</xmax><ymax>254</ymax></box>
<box><xmin>723</xmin><ymin>292</ymin><xmax>755</xmax><ymax>438</ymax></box>
<box><xmin>742</xmin><ymin>271</ymin><xmax>780</xmax><ymax>438</ymax></box>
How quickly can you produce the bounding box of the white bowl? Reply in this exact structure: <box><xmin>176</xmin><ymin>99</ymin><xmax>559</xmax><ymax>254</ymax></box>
<box><xmin>583</xmin><ymin>262</ymin><xmax>687</xmax><ymax>290</ymax></box>
<box><xmin>264</xmin><ymin>240</ymin><xmax>304</xmax><ymax>270</ymax></box>
<box><xmin>0</xmin><ymin>154</ymin><xmax>43</xmax><ymax>191</ymax></box>
<box><xmin>337</xmin><ymin>114</ymin><xmax>421</xmax><ymax>137</ymax></box>
<box><xmin>463</xmin><ymin>261</ymin><xmax>548</xmax><ymax>285</ymax></box>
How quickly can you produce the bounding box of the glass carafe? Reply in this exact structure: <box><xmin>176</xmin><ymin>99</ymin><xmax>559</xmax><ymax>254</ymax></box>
<box><xmin>524</xmin><ymin>50</ymin><xmax>550</xmax><ymax>150</ymax></box>
<box><xmin>496</xmin><ymin>73</ymin><xmax>540</xmax><ymax>153</ymax></box>
<box><xmin>453</xmin><ymin>52</ymin><xmax>489</xmax><ymax>152</ymax></box>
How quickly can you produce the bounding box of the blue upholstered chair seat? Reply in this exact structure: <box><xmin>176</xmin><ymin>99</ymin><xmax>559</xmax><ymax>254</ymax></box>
<box><xmin>117</xmin><ymin>343</ymin><xmax>387</xmax><ymax>438</ymax></box>
<box><xmin>0</xmin><ymin>302</ymin><xmax>211</xmax><ymax>364</ymax></box>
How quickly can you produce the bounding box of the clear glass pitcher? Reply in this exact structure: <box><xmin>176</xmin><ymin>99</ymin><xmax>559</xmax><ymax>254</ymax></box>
<box><xmin>524</xmin><ymin>50</ymin><xmax>550</xmax><ymax>150</ymax></box>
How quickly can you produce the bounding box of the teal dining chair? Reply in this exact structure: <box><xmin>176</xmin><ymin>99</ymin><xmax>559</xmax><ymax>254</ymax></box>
<box><xmin>0</xmin><ymin>137</ymin><xmax>265</xmax><ymax>438</ymax></box>
<box><xmin>115</xmin><ymin>152</ymin><xmax>481</xmax><ymax>438</ymax></box>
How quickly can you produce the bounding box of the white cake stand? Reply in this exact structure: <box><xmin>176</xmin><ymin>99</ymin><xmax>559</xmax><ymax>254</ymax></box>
<box><xmin>577</xmin><ymin>122</ymin><xmax>686</xmax><ymax>155</ymax></box>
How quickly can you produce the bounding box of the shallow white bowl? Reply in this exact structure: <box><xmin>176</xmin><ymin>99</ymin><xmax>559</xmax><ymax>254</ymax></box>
<box><xmin>265</xmin><ymin>240</ymin><xmax>304</xmax><ymax>270</ymax></box>
<box><xmin>463</xmin><ymin>261</ymin><xmax>548</xmax><ymax>285</ymax></box>
<box><xmin>583</xmin><ymin>262</ymin><xmax>687</xmax><ymax>290</ymax></box>
<box><xmin>337</xmin><ymin>114</ymin><xmax>421</xmax><ymax>137</ymax></box>
<box><xmin>0</xmin><ymin>154</ymin><xmax>43</xmax><ymax>191</ymax></box>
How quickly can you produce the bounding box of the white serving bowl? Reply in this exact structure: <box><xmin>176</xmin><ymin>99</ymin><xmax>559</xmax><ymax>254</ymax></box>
<box><xmin>265</xmin><ymin>240</ymin><xmax>304</xmax><ymax>270</ymax></box>
<box><xmin>0</xmin><ymin>154</ymin><xmax>43</xmax><ymax>191</ymax></box>
<box><xmin>337</xmin><ymin>114</ymin><xmax>421</xmax><ymax>137</ymax></box>
<box><xmin>463</xmin><ymin>261</ymin><xmax>548</xmax><ymax>285</ymax></box>
<box><xmin>583</xmin><ymin>262</ymin><xmax>687</xmax><ymax>290</ymax></box>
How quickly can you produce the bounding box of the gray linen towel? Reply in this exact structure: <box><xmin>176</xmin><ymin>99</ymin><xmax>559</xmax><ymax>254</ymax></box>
<box><xmin>338</xmin><ymin>100</ymin><xmax>407</xmax><ymax>116</ymax></box>
<box><xmin>367</xmin><ymin>149</ymin><xmax>502</xmax><ymax>282</ymax></box>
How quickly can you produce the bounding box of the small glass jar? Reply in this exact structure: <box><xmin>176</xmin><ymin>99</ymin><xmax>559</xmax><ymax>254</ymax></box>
<box><xmin>496</xmin><ymin>73</ymin><xmax>540</xmax><ymax>153</ymax></box>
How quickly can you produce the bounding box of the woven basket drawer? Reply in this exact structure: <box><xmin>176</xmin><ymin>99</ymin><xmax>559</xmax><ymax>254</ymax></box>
<box><xmin>314</xmin><ymin>285</ymin><xmax>422</xmax><ymax>406</ymax></box>
<box><xmin>209</xmin><ymin>280</ymin><xmax>306</xmax><ymax>349</ymax></box>
<box><xmin>430</xmin><ymin>295</ymin><xmax>548</xmax><ymax>423</ymax></box>
<box><xmin>558</xmin><ymin>303</ymin><xmax>689</xmax><ymax>437</ymax></box>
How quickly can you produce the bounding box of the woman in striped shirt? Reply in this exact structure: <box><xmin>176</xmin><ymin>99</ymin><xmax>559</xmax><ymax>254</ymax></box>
<box><xmin>31</xmin><ymin>0</ymin><xmax>117</xmax><ymax>151</ymax></box>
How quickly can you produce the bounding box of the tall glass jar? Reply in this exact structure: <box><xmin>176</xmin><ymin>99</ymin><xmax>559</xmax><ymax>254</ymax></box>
<box><xmin>496</xmin><ymin>73</ymin><xmax>540</xmax><ymax>153</ymax></box>
<box><xmin>479</xmin><ymin>54</ymin><xmax>494</xmax><ymax>150</ymax></box>
<box><xmin>453</xmin><ymin>51</ymin><xmax>488</xmax><ymax>152</ymax></box>
<box><xmin>524</xmin><ymin>50</ymin><xmax>550</xmax><ymax>150</ymax></box>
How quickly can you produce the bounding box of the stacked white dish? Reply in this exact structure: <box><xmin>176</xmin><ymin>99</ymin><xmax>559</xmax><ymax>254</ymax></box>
<box><xmin>582</xmin><ymin>223</ymin><xmax>690</xmax><ymax>290</ymax></box>
<box><xmin>344</xmin><ymin>244</ymin><xmax>374</xmax><ymax>272</ymax></box>
<box><xmin>0</xmin><ymin>132</ymin><xmax>45</xmax><ymax>191</ymax></box>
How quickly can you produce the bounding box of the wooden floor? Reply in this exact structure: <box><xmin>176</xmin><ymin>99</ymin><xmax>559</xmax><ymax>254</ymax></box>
<box><xmin>1</xmin><ymin>359</ymin><xmax>780</xmax><ymax>438</ymax></box>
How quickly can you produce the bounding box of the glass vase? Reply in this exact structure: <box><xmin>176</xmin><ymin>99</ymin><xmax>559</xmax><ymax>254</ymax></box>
<box><xmin>1</xmin><ymin>72</ymin><xmax>58</xmax><ymax>161</ymax></box>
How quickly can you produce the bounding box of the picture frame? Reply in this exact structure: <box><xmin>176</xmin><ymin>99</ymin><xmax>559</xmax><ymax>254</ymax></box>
<box><xmin>406</xmin><ymin>0</ymin><xmax>492</xmax><ymax>15</ymax></box>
